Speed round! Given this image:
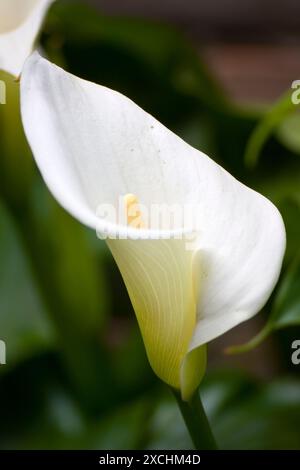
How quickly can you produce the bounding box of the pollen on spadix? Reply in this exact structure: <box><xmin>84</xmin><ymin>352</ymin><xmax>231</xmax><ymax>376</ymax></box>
<box><xmin>124</xmin><ymin>193</ymin><xmax>146</xmax><ymax>229</ymax></box>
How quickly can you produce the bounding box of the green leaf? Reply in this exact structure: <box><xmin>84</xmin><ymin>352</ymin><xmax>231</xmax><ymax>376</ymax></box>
<box><xmin>0</xmin><ymin>368</ymin><xmax>150</xmax><ymax>450</ymax></box>
<box><xmin>278</xmin><ymin>197</ymin><xmax>300</xmax><ymax>264</ymax></box>
<box><xmin>0</xmin><ymin>71</ymin><xmax>34</xmax><ymax>207</ymax></box>
<box><xmin>226</xmin><ymin>197</ymin><xmax>300</xmax><ymax>354</ymax></box>
<box><xmin>147</xmin><ymin>372</ymin><xmax>300</xmax><ymax>449</ymax></box>
<box><xmin>269</xmin><ymin>254</ymin><xmax>300</xmax><ymax>329</ymax></box>
<box><xmin>276</xmin><ymin>110</ymin><xmax>300</xmax><ymax>155</ymax></box>
<box><xmin>214</xmin><ymin>377</ymin><xmax>300</xmax><ymax>449</ymax></box>
<box><xmin>28</xmin><ymin>180</ymin><xmax>109</xmax><ymax>335</ymax></box>
<box><xmin>0</xmin><ymin>200</ymin><xmax>55</xmax><ymax>368</ymax></box>
<box><xmin>226</xmin><ymin>255</ymin><xmax>300</xmax><ymax>354</ymax></box>
<box><xmin>23</xmin><ymin>181</ymin><xmax>116</xmax><ymax>412</ymax></box>
<box><xmin>244</xmin><ymin>92</ymin><xmax>294</xmax><ymax>168</ymax></box>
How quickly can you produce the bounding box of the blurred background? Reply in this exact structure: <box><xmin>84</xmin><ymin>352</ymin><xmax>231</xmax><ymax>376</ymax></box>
<box><xmin>0</xmin><ymin>0</ymin><xmax>300</xmax><ymax>449</ymax></box>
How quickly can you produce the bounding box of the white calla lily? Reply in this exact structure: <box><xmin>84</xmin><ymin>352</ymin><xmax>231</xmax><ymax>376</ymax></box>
<box><xmin>20</xmin><ymin>53</ymin><xmax>285</xmax><ymax>400</ymax></box>
<box><xmin>0</xmin><ymin>0</ymin><xmax>54</xmax><ymax>77</ymax></box>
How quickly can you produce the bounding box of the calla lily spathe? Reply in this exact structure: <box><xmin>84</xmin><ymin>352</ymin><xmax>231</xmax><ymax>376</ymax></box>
<box><xmin>20</xmin><ymin>53</ymin><xmax>286</xmax><ymax>400</ymax></box>
<box><xmin>0</xmin><ymin>0</ymin><xmax>54</xmax><ymax>77</ymax></box>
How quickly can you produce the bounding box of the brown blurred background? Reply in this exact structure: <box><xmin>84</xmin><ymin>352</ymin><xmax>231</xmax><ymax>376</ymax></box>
<box><xmin>87</xmin><ymin>0</ymin><xmax>300</xmax><ymax>105</ymax></box>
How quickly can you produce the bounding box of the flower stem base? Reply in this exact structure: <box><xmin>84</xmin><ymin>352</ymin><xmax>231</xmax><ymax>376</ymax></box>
<box><xmin>172</xmin><ymin>388</ymin><xmax>218</xmax><ymax>450</ymax></box>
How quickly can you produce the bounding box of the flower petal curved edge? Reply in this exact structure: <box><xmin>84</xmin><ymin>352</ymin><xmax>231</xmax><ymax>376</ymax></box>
<box><xmin>0</xmin><ymin>0</ymin><xmax>54</xmax><ymax>77</ymax></box>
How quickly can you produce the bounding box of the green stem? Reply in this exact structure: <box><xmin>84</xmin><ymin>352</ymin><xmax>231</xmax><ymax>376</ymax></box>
<box><xmin>173</xmin><ymin>388</ymin><xmax>218</xmax><ymax>450</ymax></box>
<box><xmin>225</xmin><ymin>323</ymin><xmax>272</xmax><ymax>355</ymax></box>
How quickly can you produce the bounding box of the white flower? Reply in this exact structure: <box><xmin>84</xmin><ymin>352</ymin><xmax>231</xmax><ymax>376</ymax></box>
<box><xmin>0</xmin><ymin>0</ymin><xmax>54</xmax><ymax>77</ymax></box>
<box><xmin>20</xmin><ymin>53</ymin><xmax>286</xmax><ymax>400</ymax></box>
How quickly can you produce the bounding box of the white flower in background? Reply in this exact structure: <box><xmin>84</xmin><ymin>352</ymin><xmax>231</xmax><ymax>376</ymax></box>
<box><xmin>0</xmin><ymin>0</ymin><xmax>54</xmax><ymax>77</ymax></box>
<box><xmin>20</xmin><ymin>53</ymin><xmax>286</xmax><ymax>400</ymax></box>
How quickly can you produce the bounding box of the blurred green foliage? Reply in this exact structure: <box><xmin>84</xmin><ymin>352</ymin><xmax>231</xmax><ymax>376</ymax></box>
<box><xmin>0</xmin><ymin>0</ymin><xmax>300</xmax><ymax>450</ymax></box>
